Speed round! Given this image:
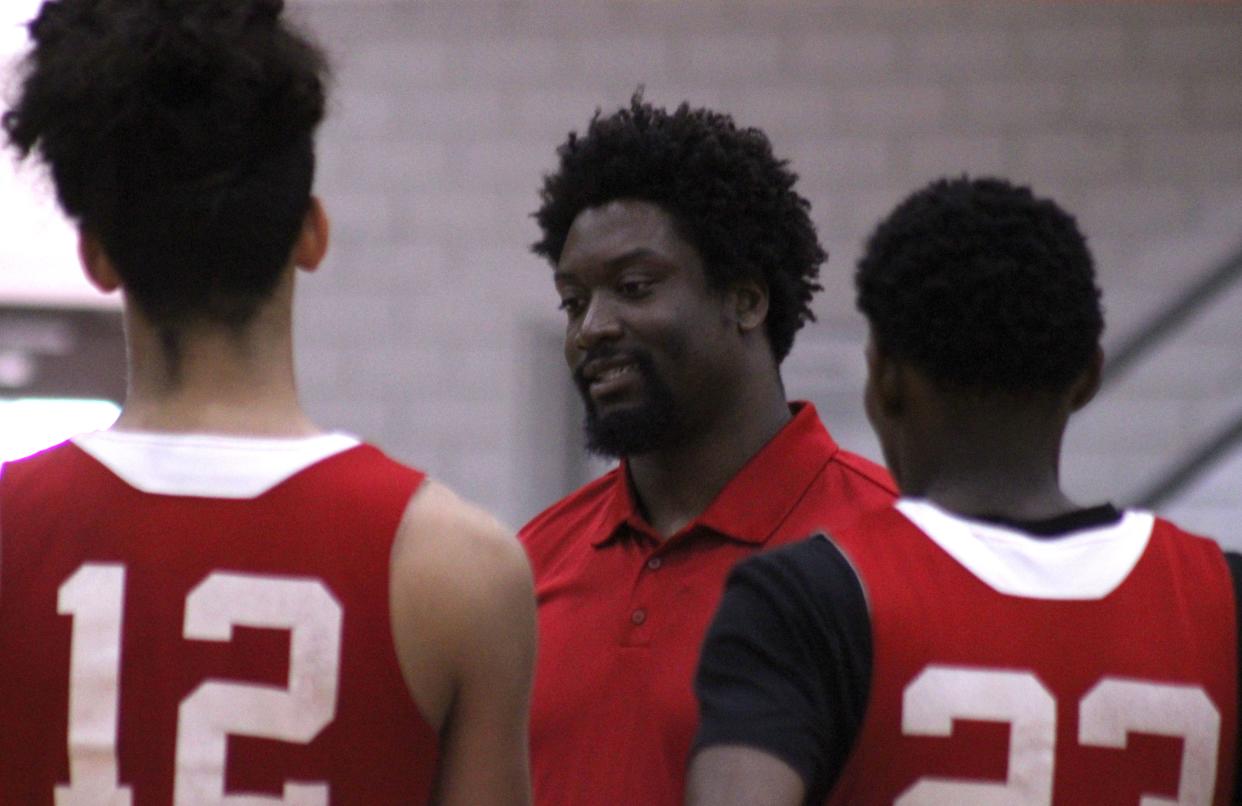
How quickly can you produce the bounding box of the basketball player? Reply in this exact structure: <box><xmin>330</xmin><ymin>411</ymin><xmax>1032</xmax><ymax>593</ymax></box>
<box><xmin>0</xmin><ymin>1</ymin><xmax>534</xmax><ymax>803</ymax></box>
<box><xmin>688</xmin><ymin>176</ymin><xmax>1240</xmax><ymax>804</ymax></box>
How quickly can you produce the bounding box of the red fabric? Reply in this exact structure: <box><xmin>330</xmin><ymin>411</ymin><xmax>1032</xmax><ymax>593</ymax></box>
<box><xmin>0</xmin><ymin>441</ymin><xmax>440</xmax><ymax>805</ymax></box>
<box><xmin>827</xmin><ymin>508</ymin><xmax>1238</xmax><ymax>805</ymax></box>
<box><xmin>520</xmin><ymin>402</ymin><xmax>896</xmax><ymax>806</ymax></box>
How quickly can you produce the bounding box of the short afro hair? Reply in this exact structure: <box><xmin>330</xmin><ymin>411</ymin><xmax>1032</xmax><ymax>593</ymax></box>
<box><xmin>532</xmin><ymin>93</ymin><xmax>825</xmax><ymax>364</ymax></box>
<box><xmin>856</xmin><ymin>176</ymin><xmax>1103</xmax><ymax>394</ymax></box>
<box><xmin>3</xmin><ymin>0</ymin><xmax>329</xmax><ymax>329</ymax></box>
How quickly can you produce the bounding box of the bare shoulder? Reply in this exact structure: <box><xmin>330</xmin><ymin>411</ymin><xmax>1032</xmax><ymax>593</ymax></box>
<box><xmin>394</xmin><ymin>479</ymin><xmax>531</xmax><ymax>593</ymax></box>
<box><xmin>388</xmin><ymin>479</ymin><xmax>535</xmax><ymax>733</ymax></box>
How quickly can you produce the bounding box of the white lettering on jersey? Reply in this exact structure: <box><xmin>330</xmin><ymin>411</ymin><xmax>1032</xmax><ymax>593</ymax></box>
<box><xmin>1080</xmin><ymin>678</ymin><xmax>1219</xmax><ymax>806</ymax></box>
<box><xmin>57</xmin><ymin>564</ymin><xmax>133</xmax><ymax>805</ymax></box>
<box><xmin>898</xmin><ymin>666</ymin><xmax>1055</xmax><ymax>805</ymax></box>
<box><xmin>898</xmin><ymin>665</ymin><xmax>1221</xmax><ymax>805</ymax></box>
<box><xmin>57</xmin><ymin>564</ymin><xmax>343</xmax><ymax>803</ymax></box>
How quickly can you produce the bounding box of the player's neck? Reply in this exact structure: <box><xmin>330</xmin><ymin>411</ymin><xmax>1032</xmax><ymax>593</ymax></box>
<box><xmin>904</xmin><ymin>432</ymin><xmax>1077</xmax><ymax>523</ymax></box>
<box><xmin>628</xmin><ymin>376</ymin><xmax>790</xmax><ymax>539</ymax></box>
<box><xmin>920</xmin><ymin>474</ymin><xmax>1079</xmax><ymax>524</ymax></box>
<box><xmin>892</xmin><ymin>381</ymin><xmax>1084</xmax><ymax>522</ymax></box>
<box><xmin>115</xmin><ymin>301</ymin><xmax>317</xmax><ymax>438</ymax></box>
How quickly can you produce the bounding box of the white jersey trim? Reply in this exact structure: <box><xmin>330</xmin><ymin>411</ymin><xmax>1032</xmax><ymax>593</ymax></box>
<box><xmin>895</xmin><ymin>498</ymin><xmax>1154</xmax><ymax>600</ymax></box>
<box><xmin>72</xmin><ymin>430</ymin><xmax>361</xmax><ymax>499</ymax></box>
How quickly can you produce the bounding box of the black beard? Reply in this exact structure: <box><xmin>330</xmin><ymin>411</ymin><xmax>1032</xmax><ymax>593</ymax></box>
<box><xmin>573</xmin><ymin>349</ymin><xmax>681</xmax><ymax>458</ymax></box>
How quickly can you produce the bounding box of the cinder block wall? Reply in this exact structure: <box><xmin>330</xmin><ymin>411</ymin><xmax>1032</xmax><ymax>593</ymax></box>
<box><xmin>292</xmin><ymin>1</ymin><xmax>1242</xmax><ymax>545</ymax></box>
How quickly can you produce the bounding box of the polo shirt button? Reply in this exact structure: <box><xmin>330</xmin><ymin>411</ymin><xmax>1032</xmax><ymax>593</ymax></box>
<box><xmin>646</xmin><ymin>557</ymin><xmax>662</xmax><ymax>570</ymax></box>
<box><xmin>631</xmin><ymin>608</ymin><xmax>647</xmax><ymax>625</ymax></box>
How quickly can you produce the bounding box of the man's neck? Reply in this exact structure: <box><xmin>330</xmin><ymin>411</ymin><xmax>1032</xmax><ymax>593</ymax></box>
<box><xmin>116</xmin><ymin>306</ymin><xmax>317</xmax><ymax>438</ymax></box>
<box><xmin>919</xmin><ymin>474</ymin><xmax>1079</xmax><ymax>525</ymax></box>
<box><xmin>896</xmin><ymin>380</ymin><xmax>1082</xmax><ymax>524</ymax></box>
<box><xmin>114</xmin><ymin>389</ymin><xmax>317</xmax><ymax>437</ymax></box>
<box><xmin>627</xmin><ymin>388</ymin><xmax>791</xmax><ymax>539</ymax></box>
<box><xmin>904</xmin><ymin>427</ymin><xmax>1076</xmax><ymax>523</ymax></box>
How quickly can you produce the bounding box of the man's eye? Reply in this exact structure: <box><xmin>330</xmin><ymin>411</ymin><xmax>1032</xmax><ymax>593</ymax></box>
<box><xmin>618</xmin><ymin>280</ymin><xmax>651</xmax><ymax>297</ymax></box>
<box><xmin>558</xmin><ymin>297</ymin><xmax>586</xmax><ymax>316</ymax></box>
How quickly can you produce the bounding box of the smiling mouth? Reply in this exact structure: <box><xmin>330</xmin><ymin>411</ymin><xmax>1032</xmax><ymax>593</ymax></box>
<box><xmin>586</xmin><ymin>361</ymin><xmax>641</xmax><ymax>399</ymax></box>
<box><xmin>596</xmin><ymin>364</ymin><xmax>636</xmax><ymax>382</ymax></box>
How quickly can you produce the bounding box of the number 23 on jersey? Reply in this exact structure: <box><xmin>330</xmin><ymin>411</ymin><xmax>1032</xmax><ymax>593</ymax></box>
<box><xmin>897</xmin><ymin>664</ymin><xmax>1223</xmax><ymax>805</ymax></box>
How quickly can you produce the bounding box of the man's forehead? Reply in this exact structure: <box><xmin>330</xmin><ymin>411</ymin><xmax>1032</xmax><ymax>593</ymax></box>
<box><xmin>560</xmin><ymin>200</ymin><xmax>696</xmax><ymax>268</ymax></box>
<box><xmin>555</xmin><ymin>247</ymin><xmax>660</xmax><ymax>279</ymax></box>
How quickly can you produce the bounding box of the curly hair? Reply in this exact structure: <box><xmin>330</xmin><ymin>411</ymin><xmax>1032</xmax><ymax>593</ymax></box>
<box><xmin>3</xmin><ymin>0</ymin><xmax>329</xmax><ymax>328</ymax></box>
<box><xmin>856</xmin><ymin>176</ymin><xmax>1103</xmax><ymax>394</ymax></box>
<box><xmin>532</xmin><ymin>94</ymin><xmax>825</xmax><ymax>364</ymax></box>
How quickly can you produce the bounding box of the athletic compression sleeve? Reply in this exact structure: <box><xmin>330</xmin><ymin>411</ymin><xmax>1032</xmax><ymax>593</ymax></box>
<box><xmin>692</xmin><ymin>535</ymin><xmax>871</xmax><ymax>803</ymax></box>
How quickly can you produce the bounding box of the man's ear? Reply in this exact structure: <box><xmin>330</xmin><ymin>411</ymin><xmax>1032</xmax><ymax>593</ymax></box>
<box><xmin>867</xmin><ymin>340</ymin><xmax>906</xmax><ymax>418</ymax></box>
<box><xmin>1068</xmin><ymin>347</ymin><xmax>1104</xmax><ymax>412</ymax></box>
<box><xmin>730</xmin><ymin>278</ymin><xmax>769</xmax><ymax>334</ymax></box>
<box><xmin>78</xmin><ymin>231</ymin><xmax>122</xmax><ymax>293</ymax></box>
<box><xmin>293</xmin><ymin>196</ymin><xmax>330</xmax><ymax>272</ymax></box>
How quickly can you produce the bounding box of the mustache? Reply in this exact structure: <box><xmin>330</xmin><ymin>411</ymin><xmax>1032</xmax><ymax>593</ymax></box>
<box><xmin>572</xmin><ymin>346</ymin><xmax>655</xmax><ymax>390</ymax></box>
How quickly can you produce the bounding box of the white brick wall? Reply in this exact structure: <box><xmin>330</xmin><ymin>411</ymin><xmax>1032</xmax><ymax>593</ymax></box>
<box><xmin>1166</xmin><ymin>447</ymin><xmax>1242</xmax><ymax>551</ymax></box>
<box><xmin>291</xmin><ymin>1</ymin><xmax>1242</xmax><ymax>544</ymax></box>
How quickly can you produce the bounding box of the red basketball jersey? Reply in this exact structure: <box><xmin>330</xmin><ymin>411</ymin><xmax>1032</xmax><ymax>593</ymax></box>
<box><xmin>828</xmin><ymin>501</ymin><xmax>1237</xmax><ymax>805</ymax></box>
<box><xmin>0</xmin><ymin>432</ymin><xmax>440</xmax><ymax>804</ymax></box>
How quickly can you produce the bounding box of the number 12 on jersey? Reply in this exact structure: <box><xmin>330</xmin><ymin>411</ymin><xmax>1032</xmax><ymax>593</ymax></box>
<box><xmin>57</xmin><ymin>563</ymin><xmax>344</xmax><ymax>804</ymax></box>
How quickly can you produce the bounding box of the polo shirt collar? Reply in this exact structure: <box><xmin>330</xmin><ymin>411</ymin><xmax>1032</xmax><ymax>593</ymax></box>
<box><xmin>591</xmin><ymin>401</ymin><xmax>838</xmax><ymax>547</ymax></box>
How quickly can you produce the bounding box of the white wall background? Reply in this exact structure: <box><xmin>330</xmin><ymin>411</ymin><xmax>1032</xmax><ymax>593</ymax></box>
<box><xmin>4</xmin><ymin>1</ymin><xmax>1240</xmax><ymax>545</ymax></box>
<box><xmin>0</xmin><ymin>0</ymin><xmax>104</xmax><ymax>308</ymax></box>
<box><xmin>288</xmin><ymin>1</ymin><xmax>1242</xmax><ymax>543</ymax></box>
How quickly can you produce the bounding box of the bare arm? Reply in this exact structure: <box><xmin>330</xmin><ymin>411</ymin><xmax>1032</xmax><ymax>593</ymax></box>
<box><xmin>686</xmin><ymin>745</ymin><xmax>806</xmax><ymax>806</ymax></box>
<box><xmin>390</xmin><ymin>480</ymin><xmax>536</xmax><ymax>806</ymax></box>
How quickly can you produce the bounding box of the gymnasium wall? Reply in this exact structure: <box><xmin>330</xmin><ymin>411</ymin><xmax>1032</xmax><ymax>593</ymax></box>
<box><xmin>290</xmin><ymin>0</ymin><xmax>1242</xmax><ymax>541</ymax></box>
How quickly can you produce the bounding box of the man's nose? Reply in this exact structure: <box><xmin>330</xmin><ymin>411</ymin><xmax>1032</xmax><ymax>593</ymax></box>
<box><xmin>575</xmin><ymin>295</ymin><xmax>624</xmax><ymax>351</ymax></box>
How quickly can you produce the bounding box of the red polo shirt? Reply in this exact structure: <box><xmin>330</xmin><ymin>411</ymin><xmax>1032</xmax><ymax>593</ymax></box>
<box><xmin>520</xmin><ymin>402</ymin><xmax>896</xmax><ymax>806</ymax></box>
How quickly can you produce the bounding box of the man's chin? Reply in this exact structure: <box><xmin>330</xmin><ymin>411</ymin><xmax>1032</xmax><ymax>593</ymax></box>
<box><xmin>587</xmin><ymin>395</ymin><xmax>643</xmax><ymax>421</ymax></box>
<box><xmin>583</xmin><ymin>405</ymin><xmax>677</xmax><ymax>459</ymax></box>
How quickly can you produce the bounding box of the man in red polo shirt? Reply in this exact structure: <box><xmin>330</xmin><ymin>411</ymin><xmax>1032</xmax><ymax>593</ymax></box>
<box><xmin>521</xmin><ymin>94</ymin><xmax>896</xmax><ymax>806</ymax></box>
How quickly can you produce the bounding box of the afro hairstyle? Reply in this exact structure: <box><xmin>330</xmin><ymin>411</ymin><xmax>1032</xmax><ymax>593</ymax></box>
<box><xmin>856</xmin><ymin>176</ymin><xmax>1103</xmax><ymax>395</ymax></box>
<box><xmin>3</xmin><ymin>0</ymin><xmax>329</xmax><ymax>329</ymax></box>
<box><xmin>532</xmin><ymin>93</ymin><xmax>825</xmax><ymax>364</ymax></box>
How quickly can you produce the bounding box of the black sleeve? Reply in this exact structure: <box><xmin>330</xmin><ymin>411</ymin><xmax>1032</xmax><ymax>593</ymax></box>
<box><xmin>1225</xmin><ymin>551</ymin><xmax>1242</xmax><ymax>806</ymax></box>
<box><xmin>692</xmin><ymin>535</ymin><xmax>872</xmax><ymax>804</ymax></box>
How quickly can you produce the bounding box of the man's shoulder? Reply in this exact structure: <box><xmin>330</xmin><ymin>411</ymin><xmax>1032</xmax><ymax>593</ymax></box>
<box><xmin>787</xmin><ymin>402</ymin><xmax>896</xmax><ymax>500</ymax></box>
<box><xmin>739</xmin><ymin>534</ymin><xmax>858</xmax><ymax>592</ymax></box>
<box><xmin>1151</xmin><ymin>513</ymin><xmax>1224</xmax><ymax>548</ymax></box>
<box><xmin>2</xmin><ymin>439</ymin><xmax>78</xmax><ymax>470</ymax></box>
<box><xmin>1</xmin><ymin>440</ymin><xmax>85</xmax><ymax>496</ymax></box>
<box><xmin>519</xmin><ymin>466</ymin><xmax>622</xmax><ymax>547</ymax></box>
<box><xmin>1149</xmin><ymin>513</ymin><xmax>1237</xmax><ymax>578</ymax></box>
<box><xmin>774</xmin><ymin>444</ymin><xmax>895</xmax><ymax>540</ymax></box>
<box><xmin>397</xmin><ymin>479</ymin><xmax>525</xmax><ymax>585</ymax></box>
<box><xmin>824</xmin><ymin>446</ymin><xmax>897</xmax><ymax>498</ymax></box>
<box><xmin>319</xmin><ymin>441</ymin><xmax>426</xmax><ymax>489</ymax></box>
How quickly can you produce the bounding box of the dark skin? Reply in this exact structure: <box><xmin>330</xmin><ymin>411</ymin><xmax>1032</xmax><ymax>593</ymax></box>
<box><xmin>554</xmin><ymin>199</ymin><xmax>791</xmax><ymax>538</ymax></box>
<box><xmin>686</xmin><ymin>336</ymin><xmax>1108</xmax><ymax>806</ymax></box>
<box><xmin>864</xmin><ymin>335</ymin><xmax>1105</xmax><ymax>522</ymax></box>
